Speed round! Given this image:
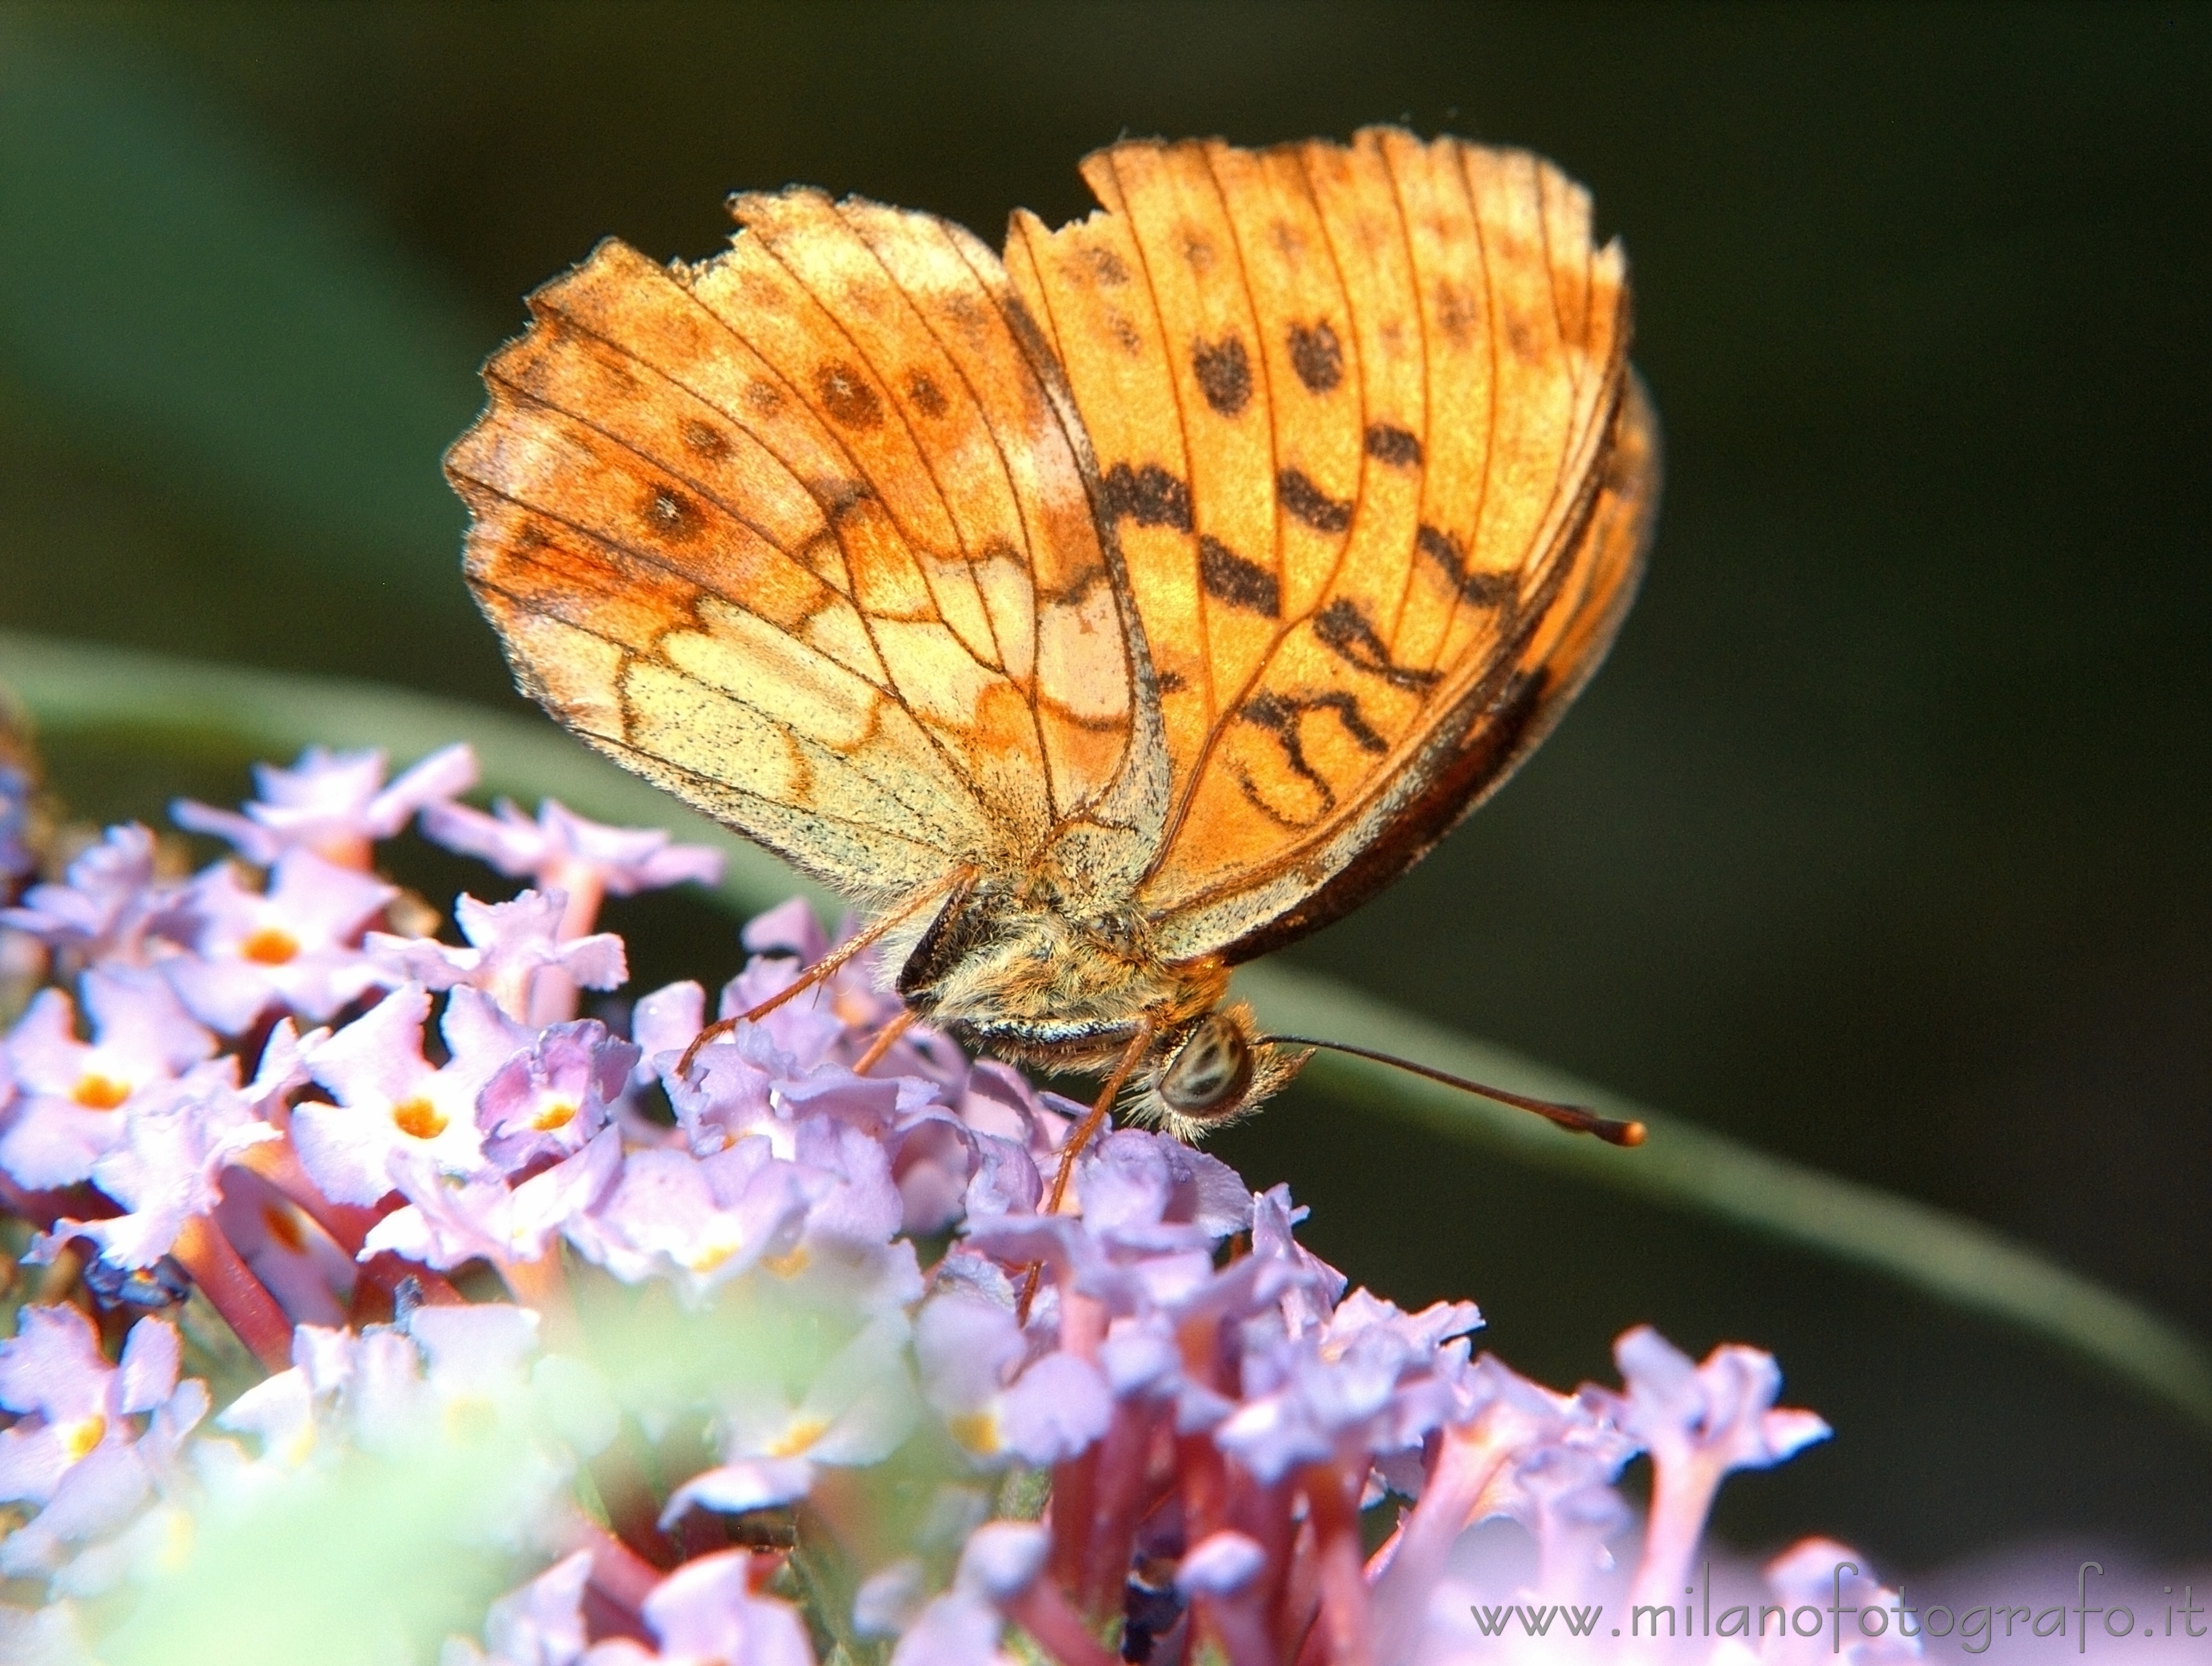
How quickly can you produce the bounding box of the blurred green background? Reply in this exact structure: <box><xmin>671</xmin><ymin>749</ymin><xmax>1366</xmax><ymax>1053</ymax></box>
<box><xmin>3</xmin><ymin>1</ymin><xmax>2207</xmax><ymax>1576</ymax></box>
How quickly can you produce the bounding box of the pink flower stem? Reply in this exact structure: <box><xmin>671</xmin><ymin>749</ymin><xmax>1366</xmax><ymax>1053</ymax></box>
<box><xmin>234</xmin><ymin>1138</ymin><xmax>377</xmax><ymax>1252</ymax></box>
<box><xmin>1079</xmin><ymin>1399</ymin><xmax>1163</xmax><ymax>1614</ymax></box>
<box><xmin>1047</xmin><ymin>1444</ymin><xmax>1102</xmax><ymax>1602</ymax></box>
<box><xmin>1234</xmin><ymin>1472</ymin><xmax>1298</xmax><ymax>1621</ymax></box>
<box><xmin>0</xmin><ymin>1171</ymin><xmax>82</xmax><ymax>1230</ymax></box>
<box><xmin>1628</xmin><ymin>1453</ymin><xmax>1721</xmax><ymax>1612</ymax></box>
<box><xmin>1297</xmin><ymin>1460</ymin><xmax>1373</xmax><ymax>1666</ymax></box>
<box><xmin>1277</xmin><ymin>1518</ymin><xmax>1324</xmax><ymax>1666</ymax></box>
<box><xmin>526</xmin><ymin>862</ymin><xmax>608</xmax><ymax>1025</ymax></box>
<box><xmin>314</xmin><ymin>833</ymin><xmax>375</xmax><ymax>872</ymax></box>
<box><xmin>1006</xmin><ymin>1582</ymin><xmax>1121</xmax><ymax>1666</ymax></box>
<box><xmin>354</xmin><ymin>1250</ymin><xmax>467</xmax><ymax>1309</ymax></box>
<box><xmin>1176</xmin><ymin>1431</ymin><xmax>1236</xmax><ymax>1590</ymax></box>
<box><xmin>550</xmin><ymin>863</ymin><xmax>608</xmax><ymax>942</ymax></box>
<box><xmin>1197</xmin><ymin>1590</ymin><xmax>1283</xmax><ymax>1666</ymax></box>
<box><xmin>555</xmin><ymin>1509</ymin><xmax>662</xmax><ymax>1643</ymax></box>
<box><xmin>172</xmin><ymin>1214</ymin><xmax>293</xmax><ymax>1372</ymax></box>
<box><xmin>230</xmin><ymin>1139</ymin><xmax>464</xmax><ymax>1306</ymax></box>
<box><xmin>1364</xmin><ymin>1417</ymin><xmax>1515</xmax><ymax>1666</ymax></box>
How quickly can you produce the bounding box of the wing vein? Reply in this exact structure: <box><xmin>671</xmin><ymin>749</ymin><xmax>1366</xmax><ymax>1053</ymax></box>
<box><xmin>1376</xmin><ymin>135</ymin><xmax>1434</xmax><ymax>651</ymax></box>
<box><xmin>471</xmin><ymin>566</ymin><xmax>983</xmax><ymax>838</ymax></box>
<box><xmin>653</xmin><ymin>255</ymin><xmax>1024</xmax><ymax>815</ymax></box>
<box><xmin>1105</xmin><ymin>148</ymin><xmax>1218</xmax><ymax>736</ymax></box>
<box><xmin>1199</xmin><ymin>142</ymin><xmax>1287</xmax><ymax>610</ymax></box>
<box><xmin>745</xmin><ymin>227</ymin><xmax>1003</xmax><ymax>677</ymax></box>
<box><xmin>827</xmin><ymin>211</ymin><xmax>1058</xmax><ymax>811</ymax></box>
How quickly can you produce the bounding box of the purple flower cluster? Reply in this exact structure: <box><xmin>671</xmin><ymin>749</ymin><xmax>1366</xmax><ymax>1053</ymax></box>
<box><xmin>0</xmin><ymin>744</ymin><xmax>1910</xmax><ymax>1665</ymax></box>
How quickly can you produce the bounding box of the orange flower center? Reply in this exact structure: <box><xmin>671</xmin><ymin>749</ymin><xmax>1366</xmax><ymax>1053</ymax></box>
<box><xmin>531</xmin><ymin>1099</ymin><xmax>579</xmax><ymax>1132</ymax></box>
<box><xmin>761</xmin><ymin>1246</ymin><xmax>810</xmax><ymax>1280</ymax></box>
<box><xmin>261</xmin><ymin>1203</ymin><xmax>306</xmax><ymax>1253</ymax></box>
<box><xmin>945</xmin><ymin>1410</ymin><xmax>999</xmax><ymax>1455</ymax></box>
<box><xmin>241</xmin><ymin>927</ymin><xmax>300</xmax><ymax>965</ymax></box>
<box><xmin>390</xmin><ymin>1097</ymin><xmax>448</xmax><ymax>1140</ymax></box>
<box><xmin>767</xmin><ymin>1417</ymin><xmax>829</xmax><ymax>1458</ymax></box>
<box><xmin>72</xmin><ymin>1074</ymin><xmax>131</xmax><ymax>1111</ymax></box>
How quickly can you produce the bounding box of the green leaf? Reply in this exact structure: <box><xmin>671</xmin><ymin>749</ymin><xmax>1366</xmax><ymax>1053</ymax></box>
<box><xmin>5</xmin><ymin>627</ymin><xmax>2209</xmax><ymax>1439</ymax></box>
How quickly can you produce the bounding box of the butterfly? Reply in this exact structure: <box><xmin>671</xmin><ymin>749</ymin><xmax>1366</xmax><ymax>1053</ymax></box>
<box><xmin>445</xmin><ymin>126</ymin><xmax>1658</xmax><ymax>1183</ymax></box>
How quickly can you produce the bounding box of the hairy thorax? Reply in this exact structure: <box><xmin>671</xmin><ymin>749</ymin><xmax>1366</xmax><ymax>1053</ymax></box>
<box><xmin>885</xmin><ymin>871</ymin><xmax>1228</xmax><ymax>1072</ymax></box>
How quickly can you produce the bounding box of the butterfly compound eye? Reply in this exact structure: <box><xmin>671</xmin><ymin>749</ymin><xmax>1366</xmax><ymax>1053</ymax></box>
<box><xmin>1159</xmin><ymin>1013</ymin><xmax>1257</xmax><ymax>1121</ymax></box>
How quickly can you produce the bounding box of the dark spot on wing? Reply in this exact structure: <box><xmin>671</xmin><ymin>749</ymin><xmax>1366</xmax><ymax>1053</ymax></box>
<box><xmin>643</xmin><ymin>486</ymin><xmax>703</xmax><ymax>543</ymax></box>
<box><xmin>1085</xmin><ymin>245</ymin><xmax>1130</xmax><ymax>286</ymax></box>
<box><xmin>1041</xmin><ymin>563</ymin><xmax>1111</xmax><ymax>607</ymax></box>
<box><xmin>678</xmin><ymin>418</ymin><xmax>730</xmax><ymax>460</ymax></box>
<box><xmin>1313</xmin><ymin>598</ymin><xmax>1441</xmax><ymax>691</ymax></box>
<box><xmin>1417</xmin><ymin>524</ymin><xmax>1513</xmax><ymax>605</ymax></box>
<box><xmin>1277</xmin><ymin>468</ymin><xmax>1353</xmax><ymax>535</ymax></box>
<box><xmin>1099</xmin><ymin>462</ymin><xmax>1193</xmax><ymax>533</ymax></box>
<box><xmin>815</xmin><ymin>362</ymin><xmax>884</xmax><ymax>430</ymax></box>
<box><xmin>1107</xmin><ymin>311</ymin><xmax>1143</xmax><ymax>354</ymax></box>
<box><xmin>1199</xmin><ymin>535</ymin><xmax>1280</xmax><ymax>617</ymax></box>
<box><xmin>1301</xmin><ymin>690</ymin><xmax>1388</xmax><ymax>753</ymax></box>
<box><xmin>819</xmin><ymin>478</ymin><xmax>874</xmax><ymax>520</ymax></box>
<box><xmin>939</xmin><ymin>290</ymin><xmax>988</xmax><ymax>344</ymax></box>
<box><xmin>744</xmin><ymin>378</ymin><xmax>784</xmax><ymax>415</ymax></box>
<box><xmin>1435</xmin><ymin>281</ymin><xmax>1478</xmax><ymax>344</ymax></box>
<box><xmin>1156</xmin><ymin>668</ymin><xmax>1188</xmax><ymax>694</ymax></box>
<box><xmin>1192</xmin><ymin>337</ymin><xmax>1252</xmax><ymax>417</ymax></box>
<box><xmin>1364</xmin><ymin>423</ymin><xmax>1423</xmax><ymax>469</ymax></box>
<box><xmin>904</xmin><ymin>370</ymin><xmax>948</xmax><ymax>418</ymax></box>
<box><xmin>1181</xmin><ymin>229</ymin><xmax>1216</xmax><ymax>271</ymax></box>
<box><xmin>1287</xmin><ymin>321</ymin><xmax>1343</xmax><ymax>393</ymax></box>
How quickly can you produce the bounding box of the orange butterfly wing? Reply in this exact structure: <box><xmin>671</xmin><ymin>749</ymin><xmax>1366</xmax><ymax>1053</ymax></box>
<box><xmin>1005</xmin><ymin>128</ymin><xmax>1656</xmax><ymax>962</ymax></box>
<box><xmin>446</xmin><ymin>191</ymin><xmax>1167</xmax><ymax>905</ymax></box>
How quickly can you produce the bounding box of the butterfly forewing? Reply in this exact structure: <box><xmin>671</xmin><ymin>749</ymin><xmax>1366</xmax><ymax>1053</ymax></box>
<box><xmin>449</xmin><ymin>194</ymin><xmax>1155</xmax><ymax>901</ymax></box>
<box><xmin>1007</xmin><ymin>130</ymin><xmax>1642</xmax><ymax>957</ymax></box>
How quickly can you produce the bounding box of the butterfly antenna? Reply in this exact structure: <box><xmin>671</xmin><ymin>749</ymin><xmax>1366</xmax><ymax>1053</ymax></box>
<box><xmin>1258</xmin><ymin>1035</ymin><xmax>1646</xmax><ymax>1147</ymax></box>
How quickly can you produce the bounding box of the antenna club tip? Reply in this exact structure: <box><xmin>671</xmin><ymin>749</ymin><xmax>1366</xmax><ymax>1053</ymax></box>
<box><xmin>1617</xmin><ymin>1119</ymin><xmax>1648</xmax><ymax>1148</ymax></box>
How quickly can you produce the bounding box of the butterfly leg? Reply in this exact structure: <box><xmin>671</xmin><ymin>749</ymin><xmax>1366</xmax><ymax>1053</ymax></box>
<box><xmin>1044</xmin><ymin>1020</ymin><xmax>1153</xmax><ymax>1214</ymax></box>
<box><xmin>851</xmin><ymin>1008</ymin><xmax>916</xmax><ymax>1074</ymax></box>
<box><xmin>1017</xmin><ymin>1021</ymin><xmax>1154</xmax><ymax>1322</ymax></box>
<box><xmin>676</xmin><ymin>878</ymin><xmax>965</xmax><ymax>1079</ymax></box>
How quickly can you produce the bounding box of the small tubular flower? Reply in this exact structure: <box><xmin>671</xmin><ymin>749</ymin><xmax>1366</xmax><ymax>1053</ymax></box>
<box><xmin>172</xmin><ymin>743</ymin><xmax>477</xmax><ymax>869</ymax></box>
<box><xmin>0</xmin><ymin>967</ymin><xmax>216</xmax><ymax>1188</ymax></box>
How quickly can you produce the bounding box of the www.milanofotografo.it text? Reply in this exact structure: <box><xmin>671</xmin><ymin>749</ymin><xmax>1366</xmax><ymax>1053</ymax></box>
<box><xmin>1469</xmin><ymin>1562</ymin><xmax>2206</xmax><ymax>1653</ymax></box>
